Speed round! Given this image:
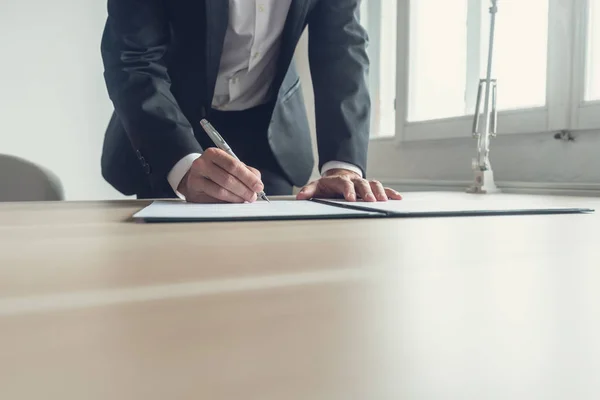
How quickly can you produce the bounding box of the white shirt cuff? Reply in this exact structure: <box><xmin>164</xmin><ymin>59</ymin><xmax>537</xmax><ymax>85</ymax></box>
<box><xmin>167</xmin><ymin>153</ymin><xmax>202</xmax><ymax>200</ymax></box>
<box><xmin>320</xmin><ymin>161</ymin><xmax>363</xmax><ymax>178</ymax></box>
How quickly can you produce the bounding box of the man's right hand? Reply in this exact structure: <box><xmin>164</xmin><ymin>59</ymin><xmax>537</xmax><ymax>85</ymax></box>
<box><xmin>177</xmin><ymin>148</ymin><xmax>264</xmax><ymax>203</ymax></box>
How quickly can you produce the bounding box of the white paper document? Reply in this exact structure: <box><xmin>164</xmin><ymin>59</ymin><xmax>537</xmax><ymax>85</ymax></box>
<box><xmin>133</xmin><ymin>200</ymin><xmax>378</xmax><ymax>222</ymax></box>
<box><xmin>320</xmin><ymin>192</ymin><xmax>594</xmax><ymax>215</ymax></box>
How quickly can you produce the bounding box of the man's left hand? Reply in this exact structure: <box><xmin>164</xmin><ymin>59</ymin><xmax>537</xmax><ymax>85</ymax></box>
<box><xmin>296</xmin><ymin>169</ymin><xmax>402</xmax><ymax>202</ymax></box>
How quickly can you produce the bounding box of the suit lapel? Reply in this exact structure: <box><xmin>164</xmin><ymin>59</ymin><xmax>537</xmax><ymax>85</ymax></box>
<box><xmin>281</xmin><ymin>0</ymin><xmax>312</xmax><ymax>45</ymax></box>
<box><xmin>204</xmin><ymin>0</ymin><xmax>229</xmax><ymax>106</ymax></box>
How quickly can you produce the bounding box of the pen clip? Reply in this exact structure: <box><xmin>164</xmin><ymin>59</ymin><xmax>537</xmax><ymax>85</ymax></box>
<box><xmin>211</xmin><ymin>128</ymin><xmax>226</xmax><ymax>145</ymax></box>
<box><xmin>200</xmin><ymin>119</ymin><xmax>235</xmax><ymax>155</ymax></box>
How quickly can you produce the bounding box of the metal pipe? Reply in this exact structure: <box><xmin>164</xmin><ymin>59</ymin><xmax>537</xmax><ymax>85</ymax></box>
<box><xmin>477</xmin><ymin>0</ymin><xmax>499</xmax><ymax>170</ymax></box>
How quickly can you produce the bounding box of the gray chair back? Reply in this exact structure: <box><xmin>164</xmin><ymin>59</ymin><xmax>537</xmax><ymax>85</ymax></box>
<box><xmin>0</xmin><ymin>154</ymin><xmax>64</xmax><ymax>201</ymax></box>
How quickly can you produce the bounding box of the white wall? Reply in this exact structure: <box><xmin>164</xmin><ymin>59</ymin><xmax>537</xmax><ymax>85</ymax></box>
<box><xmin>367</xmin><ymin>131</ymin><xmax>600</xmax><ymax>187</ymax></box>
<box><xmin>0</xmin><ymin>0</ymin><xmax>121</xmax><ymax>200</ymax></box>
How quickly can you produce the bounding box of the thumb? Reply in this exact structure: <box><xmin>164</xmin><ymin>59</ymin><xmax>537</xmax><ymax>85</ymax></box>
<box><xmin>296</xmin><ymin>182</ymin><xmax>318</xmax><ymax>200</ymax></box>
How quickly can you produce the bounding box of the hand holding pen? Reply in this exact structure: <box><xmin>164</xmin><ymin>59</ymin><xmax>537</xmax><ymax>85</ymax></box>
<box><xmin>175</xmin><ymin>120</ymin><xmax>269</xmax><ymax>203</ymax></box>
<box><xmin>200</xmin><ymin>119</ymin><xmax>269</xmax><ymax>202</ymax></box>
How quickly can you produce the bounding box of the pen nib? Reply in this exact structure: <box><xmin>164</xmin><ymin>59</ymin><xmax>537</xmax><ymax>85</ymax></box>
<box><xmin>259</xmin><ymin>193</ymin><xmax>270</xmax><ymax>202</ymax></box>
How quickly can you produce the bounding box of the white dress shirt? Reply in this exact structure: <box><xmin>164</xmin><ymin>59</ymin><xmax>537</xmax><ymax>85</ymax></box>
<box><xmin>167</xmin><ymin>0</ymin><xmax>363</xmax><ymax>197</ymax></box>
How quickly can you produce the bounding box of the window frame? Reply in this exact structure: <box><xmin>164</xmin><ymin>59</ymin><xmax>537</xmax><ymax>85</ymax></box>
<box><xmin>572</xmin><ymin>0</ymin><xmax>600</xmax><ymax>130</ymax></box>
<box><xmin>362</xmin><ymin>0</ymin><xmax>599</xmax><ymax>143</ymax></box>
<box><xmin>362</xmin><ymin>0</ymin><xmax>397</xmax><ymax>138</ymax></box>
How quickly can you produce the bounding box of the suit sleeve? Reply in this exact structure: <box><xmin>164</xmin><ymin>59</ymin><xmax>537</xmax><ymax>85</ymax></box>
<box><xmin>307</xmin><ymin>0</ymin><xmax>371</xmax><ymax>177</ymax></box>
<box><xmin>101</xmin><ymin>0</ymin><xmax>203</xmax><ymax>185</ymax></box>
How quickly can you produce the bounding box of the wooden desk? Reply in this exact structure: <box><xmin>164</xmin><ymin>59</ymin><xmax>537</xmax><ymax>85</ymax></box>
<box><xmin>1</xmin><ymin>193</ymin><xmax>599</xmax><ymax>399</ymax></box>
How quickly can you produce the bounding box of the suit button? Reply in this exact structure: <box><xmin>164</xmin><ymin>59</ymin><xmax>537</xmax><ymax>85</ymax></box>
<box><xmin>143</xmin><ymin>163</ymin><xmax>151</xmax><ymax>175</ymax></box>
<box><xmin>136</xmin><ymin>150</ymin><xmax>142</xmax><ymax>160</ymax></box>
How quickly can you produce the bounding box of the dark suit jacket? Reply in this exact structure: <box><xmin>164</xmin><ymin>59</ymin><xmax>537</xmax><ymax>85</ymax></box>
<box><xmin>100</xmin><ymin>0</ymin><xmax>371</xmax><ymax>196</ymax></box>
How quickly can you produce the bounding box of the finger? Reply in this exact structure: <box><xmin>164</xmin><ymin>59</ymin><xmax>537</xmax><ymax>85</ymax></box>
<box><xmin>338</xmin><ymin>179</ymin><xmax>356</xmax><ymax>201</ymax></box>
<box><xmin>200</xmin><ymin>160</ymin><xmax>257</xmax><ymax>202</ymax></box>
<box><xmin>354</xmin><ymin>178</ymin><xmax>376</xmax><ymax>202</ymax></box>
<box><xmin>185</xmin><ymin>192</ymin><xmax>225</xmax><ymax>204</ymax></box>
<box><xmin>197</xmin><ymin>176</ymin><xmax>250</xmax><ymax>203</ymax></box>
<box><xmin>204</xmin><ymin>148</ymin><xmax>264</xmax><ymax>194</ymax></box>
<box><xmin>369</xmin><ymin>180</ymin><xmax>388</xmax><ymax>201</ymax></box>
<box><xmin>296</xmin><ymin>181</ymin><xmax>318</xmax><ymax>200</ymax></box>
<box><xmin>180</xmin><ymin>173</ymin><xmax>227</xmax><ymax>203</ymax></box>
<box><xmin>247</xmin><ymin>166</ymin><xmax>262</xmax><ymax>179</ymax></box>
<box><xmin>316</xmin><ymin>177</ymin><xmax>353</xmax><ymax>200</ymax></box>
<box><xmin>298</xmin><ymin>177</ymin><xmax>354</xmax><ymax>200</ymax></box>
<box><xmin>385</xmin><ymin>187</ymin><xmax>403</xmax><ymax>200</ymax></box>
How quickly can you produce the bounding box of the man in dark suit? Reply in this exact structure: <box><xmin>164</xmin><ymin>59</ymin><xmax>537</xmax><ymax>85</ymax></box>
<box><xmin>100</xmin><ymin>0</ymin><xmax>402</xmax><ymax>203</ymax></box>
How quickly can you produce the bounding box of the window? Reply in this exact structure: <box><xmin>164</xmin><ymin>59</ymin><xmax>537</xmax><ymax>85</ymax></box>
<box><xmin>408</xmin><ymin>0</ymin><xmax>468</xmax><ymax>121</ymax></box>
<box><xmin>360</xmin><ymin>0</ymin><xmax>397</xmax><ymax>138</ymax></box>
<box><xmin>481</xmin><ymin>0</ymin><xmax>549</xmax><ymax>111</ymax></box>
<box><xmin>403</xmin><ymin>0</ymin><xmax>551</xmax><ymax>140</ymax></box>
<box><xmin>575</xmin><ymin>0</ymin><xmax>600</xmax><ymax>129</ymax></box>
<box><xmin>362</xmin><ymin>0</ymin><xmax>600</xmax><ymax>141</ymax></box>
<box><xmin>585</xmin><ymin>0</ymin><xmax>600</xmax><ymax>101</ymax></box>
